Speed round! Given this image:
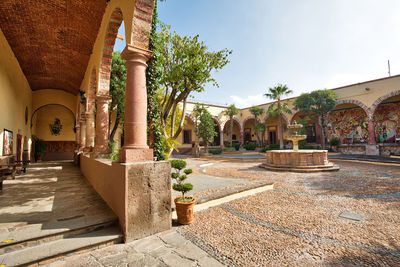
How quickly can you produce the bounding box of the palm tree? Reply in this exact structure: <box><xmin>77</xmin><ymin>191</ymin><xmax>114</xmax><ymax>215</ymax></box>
<box><xmin>265</xmin><ymin>84</ymin><xmax>293</xmax><ymax>149</ymax></box>
<box><xmin>224</xmin><ymin>104</ymin><xmax>240</xmax><ymax>146</ymax></box>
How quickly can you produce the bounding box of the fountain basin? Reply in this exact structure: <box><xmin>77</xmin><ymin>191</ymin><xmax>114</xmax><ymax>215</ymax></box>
<box><xmin>261</xmin><ymin>150</ymin><xmax>339</xmax><ymax>172</ymax></box>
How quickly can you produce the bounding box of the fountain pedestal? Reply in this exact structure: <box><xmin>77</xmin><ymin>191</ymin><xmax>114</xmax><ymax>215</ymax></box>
<box><xmin>261</xmin><ymin>122</ymin><xmax>339</xmax><ymax>172</ymax></box>
<box><xmin>261</xmin><ymin>150</ymin><xmax>339</xmax><ymax>172</ymax></box>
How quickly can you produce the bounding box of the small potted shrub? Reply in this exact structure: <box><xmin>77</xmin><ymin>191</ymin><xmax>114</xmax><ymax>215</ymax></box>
<box><xmin>35</xmin><ymin>139</ymin><xmax>47</xmax><ymax>161</ymax></box>
<box><xmin>234</xmin><ymin>143</ymin><xmax>240</xmax><ymax>151</ymax></box>
<box><xmin>170</xmin><ymin>159</ymin><xmax>195</xmax><ymax>224</ymax></box>
<box><xmin>329</xmin><ymin>137</ymin><xmax>340</xmax><ymax>152</ymax></box>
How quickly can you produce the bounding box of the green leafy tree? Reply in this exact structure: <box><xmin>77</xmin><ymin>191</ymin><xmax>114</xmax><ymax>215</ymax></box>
<box><xmin>170</xmin><ymin>159</ymin><xmax>193</xmax><ymax>201</ymax></box>
<box><xmin>224</xmin><ymin>104</ymin><xmax>240</xmax><ymax>146</ymax></box>
<box><xmin>109</xmin><ymin>51</ymin><xmax>126</xmax><ymax>144</ymax></box>
<box><xmin>265</xmin><ymin>84</ymin><xmax>293</xmax><ymax>149</ymax></box>
<box><xmin>254</xmin><ymin>123</ymin><xmax>266</xmax><ymax>145</ymax></box>
<box><xmin>146</xmin><ymin>0</ymin><xmax>166</xmax><ymax>160</ymax></box>
<box><xmin>249</xmin><ymin>106</ymin><xmax>265</xmax><ymax>145</ymax></box>
<box><xmin>198</xmin><ymin>107</ymin><xmax>217</xmax><ymax>148</ymax></box>
<box><xmin>294</xmin><ymin>89</ymin><xmax>338</xmax><ymax>149</ymax></box>
<box><xmin>155</xmin><ymin>24</ymin><xmax>231</xmax><ymax>156</ymax></box>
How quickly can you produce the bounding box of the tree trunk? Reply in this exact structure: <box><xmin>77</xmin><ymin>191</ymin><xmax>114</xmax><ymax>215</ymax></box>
<box><xmin>230</xmin><ymin>117</ymin><xmax>233</xmax><ymax>146</ymax></box>
<box><xmin>109</xmin><ymin>115</ymin><xmax>120</xmax><ymax>144</ymax></box>
<box><xmin>320</xmin><ymin>116</ymin><xmax>326</xmax><ymax>149</ymax></box>
<box><xmin>279</xmin><ymin>114</ymin><xmax>284</xmax><ymax>149</ymax></box>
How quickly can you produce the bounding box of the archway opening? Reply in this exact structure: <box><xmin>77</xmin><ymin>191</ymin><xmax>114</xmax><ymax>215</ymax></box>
<box><xmin>373</xmin><ymin>94</ymin><xmax>400</xmax><ymax>144</ymax></box>
<box><xmin>223</xmin><ymin>119</ymin><xmax>241</xmax><ymax>145</ymax></box>
<box><xmin>243</xmin><ymin>118</ymin><xmax>256</xmax><ymax>144</ymax></box>
<box><xmin>291</xmin><ymin>112</ymin><xmax>318</xmax><ymax>143</ymax></box>
<box><xmin>327</xmin><ymin>103</ymin><xmax>368</xmax><ymax>144</ymax></box>
<box><xmin>265</xmin><ymin>115</ymin><xmax>287</xmax><ymax>145</ymax></box>
<box><xmin>31</xmin><ymin>105</ymin><xmax>76</xmax><ymax>161</ymax></box>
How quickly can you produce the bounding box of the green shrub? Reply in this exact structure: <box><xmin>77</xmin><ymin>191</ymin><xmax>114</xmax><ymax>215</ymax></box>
<box><xmin>244</xmin><ymin>143</ymin><xmax>257</xmax><ymax>150</ymax></box>
<box><xmin>299</xmin><ymin>140</ymin><xmax>314</xmax><ymax>149</ymax></box>
<box><xmin>268</xmin><ymin>144</ymin><xmax>280</xmax><ymax>150</ymax></box>
<box><xmin>170</xmin><ymin>159</ymin><xmax>194</xmax><ymax>202</ymax></box>
<box><xmin>234</xmin><ymin>143</ymin><xmax>240</xmax><ymax>151</ymax></box>
<box><xmin>208</xmin><ymin>148</ymin><xmax>222</xmax><ymax>155</ymax></box>
<box><xmin>329</xmin><ymin>137</ymin><xmax>340</xmax><ymax>146</ymax></box>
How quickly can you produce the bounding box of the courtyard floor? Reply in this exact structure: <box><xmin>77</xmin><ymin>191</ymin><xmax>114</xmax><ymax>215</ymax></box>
<box><xmin>177</xmin><ymin>158</ymin><xmax>400</xmax><ymax>266</ymax></box>
<box><xmin>49</xmin><ymin>157</ymin><xmax>400</xmax><ymax>266</ymax></box>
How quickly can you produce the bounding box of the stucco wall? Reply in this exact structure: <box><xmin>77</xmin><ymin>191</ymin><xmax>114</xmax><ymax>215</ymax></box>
<box><xmin>32</xmin><ymin>105</ymin><xmax>76</xmax><ymax>141</ymax></box>
<box><xmin>80</xmin><ymin>155</ymin><xmax>171</xmax><ymax>242</ymax></box>
<box><xmin>0</xmin><ymin>28</ymin><xmax>32</xmax><ymax>156</ymax></box>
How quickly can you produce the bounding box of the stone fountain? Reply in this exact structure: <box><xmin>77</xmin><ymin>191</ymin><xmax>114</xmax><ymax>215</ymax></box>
<box><xmin>261</xmin><ymin>122</ymin><xmax>339</xmax><ymax>172</ymax></box>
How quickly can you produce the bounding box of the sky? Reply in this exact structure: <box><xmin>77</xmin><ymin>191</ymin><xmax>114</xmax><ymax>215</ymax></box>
<box><xmin>115</xmin><ymin>0</ymin><xmax>400</xmax><ymax>108</ymax></box>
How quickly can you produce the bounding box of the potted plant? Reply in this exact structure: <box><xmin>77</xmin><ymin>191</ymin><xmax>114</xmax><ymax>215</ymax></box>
<box><xmin>170</xmin><ymin>159</ymin><xmax>195</xmax><ymax>224</ymax></box>
<box><xmin>329</xmin><ymin>136</ymin><xmax>340</xmax><ymax>152</ymax></box>
<box><xmin>35</xmin><ymin>139</ymin><xmax>47</xmax><ymax>161</ymax></box>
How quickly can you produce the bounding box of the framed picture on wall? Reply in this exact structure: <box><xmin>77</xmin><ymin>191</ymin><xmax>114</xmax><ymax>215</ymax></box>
<box><xmin>3</xmin><ymin>129</ymin><xmax>13</xmax><ymax>155</ymax></box>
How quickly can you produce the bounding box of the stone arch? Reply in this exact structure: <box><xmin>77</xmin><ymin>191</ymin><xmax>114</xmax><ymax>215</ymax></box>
<box><xmin>185</xmin><ymin>114</ymin><xmax>195</xmax><ymax>123</ymax></box>
<box><xmin>264</xmin><ymin>113</ymin><xmax>289</xmax><ymax>125</ymax></box>
<box><xmin>371</xmin><ymin>90</ymin><xmax>400</xmax><ymax>144</ymax></box>
<box><xmin>87</xmin><ymin>68</ymin><xmax>97</xmax><ymax>113</ymax></box>
<box><xmin>31</xmin><ymin>104</ymin><xmax>76</xmax><ymax>129</ymax></box>
<box><xmin>242</xmin><ymin>116</ymin><xmax>256</xmax><ymax>127</ymax></box>
<box><xmin>289</xmin><ymin>110</ymin><xmax>301</xmax><ymax>124</ymax></box>
<box><xmin>98</xmin><ymin>7</ymin><xmax>124</xmax><ymax>95</ymax></box>
<box><xmin>131</xmin><ymin>1</ymin><xmax>155</xmax><ymax>49</ymax></box>
<box><xmin>335</xmin><ymin>99</ymin><xmax>369</xmax><ymax>117</ymax></box>
<box><xmin>370</xmin><ymin>90</ymin><xmax>400</xmax><ymax>116</ymax></box>
<box><xmin>212</xmin><ymin>117</ymin><xmax>222</xmax><ymax>132</ymax></box>
<box><xmin>222</xmin><ymin>117</ymin><xmax>243</xmax><ymax>133</ymax></box>
<box><xmin>327</xmin><ymin>100</ymin><xmax>370</xmax><ymax>144</ymax></box>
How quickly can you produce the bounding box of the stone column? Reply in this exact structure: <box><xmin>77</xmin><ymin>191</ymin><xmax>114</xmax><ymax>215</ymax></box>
<box><xmin>366</xmin><ymin>114</ymin><xmax>379</xmax><ymax>155</ymax></box>
<box><xmin>85</xmin><ymin>111</ymin><xmax>95</xmax><ymax>150</ymax></box>
<box><xmin>75</xmin><ymin>125</ymin><xmax>81</xmax><ymax>148</ymax></box>
<box><xmin>94</xmin><ymin>95</ymin><xmax>111</xmax><ymax>155</ymax></box>
<box><xmin>220</xmin><ymin>131</ymin><xmax>224</xmax><ymax>149</ymax></box>
<box><xmin>119</xmin><ymin>45</ymin><xmax>153</xmax><ymax>162</ymax></box>
<box><xmin>240</xmin><ymin>130</ymin><xmax>244</xmax><ymax>145</ymax></box>
<box><xmin>79</xmin><ymin>117</ymin><xmax>86</xmax><ymax>150</ymax></box>
<box><xmin>368</xmin><ymin>116</ymin><xmax>376</xmax><ymax>145</ymax></box>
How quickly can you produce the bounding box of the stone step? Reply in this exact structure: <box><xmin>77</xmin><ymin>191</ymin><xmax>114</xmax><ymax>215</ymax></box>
<box><xmin>0</xmin><ymin>214</ymin><xmax>118</xmax><ymax>254</ymax></box>
<box><xmin>0</xmin><ymin>226</ymin><xmax>123</xmax><ymax>267</ymax></box>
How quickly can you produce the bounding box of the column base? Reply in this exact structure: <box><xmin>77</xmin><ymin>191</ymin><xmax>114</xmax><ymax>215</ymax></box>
<box><xmin>93</xmin><ymin>146</ymin><xmax>111</xmax><ymax>155</ymax></box>
<box><xmin>119</xmin><ymin>148</ymin><xmax>154</xmax><ymax>162</ymax></box>
<box><xmin>366</xmin><ymin>144</ymin><xmax>379</xmax><ymax>156</ymax></box>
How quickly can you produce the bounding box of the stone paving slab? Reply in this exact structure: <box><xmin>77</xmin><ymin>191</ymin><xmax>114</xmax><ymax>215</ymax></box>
<box><xmin>48</xmin><ymin>229</ymin><xmax>225</xmax><ymax>267</ymax></box>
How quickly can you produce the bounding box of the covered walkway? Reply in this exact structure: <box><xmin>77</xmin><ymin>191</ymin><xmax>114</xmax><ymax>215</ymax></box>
<box><xmin>0</xmin><ymin>161</ymin><xmax>120</xmax><ymax>266</ymax></box>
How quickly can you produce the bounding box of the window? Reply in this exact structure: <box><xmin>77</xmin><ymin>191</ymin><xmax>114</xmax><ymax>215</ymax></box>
<box><xmin>183</xmin><ymin>130</ymin><xmax>192</xmax><ymax>144</ymax></box>
<box><xmin>232</xmin><ymin>134</ymin><xmax>237</xmax><ymax>140</ymax></box>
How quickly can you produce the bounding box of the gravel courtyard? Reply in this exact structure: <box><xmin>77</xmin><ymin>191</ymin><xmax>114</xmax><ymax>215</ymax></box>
<box><xmin>179</xmin><ymin>158</ymin><xmax>400</xmax><ymax>266</ymax></box>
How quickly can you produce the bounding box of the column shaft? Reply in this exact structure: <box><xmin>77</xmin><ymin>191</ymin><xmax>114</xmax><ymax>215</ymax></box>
<box><xmin>94</xmin><ymin>95</ymin><xmax>111</xmax><ymax>154</ymax></box>
<box><xmin>119</xmin><ymin>45</ymin><xmax>153</xmax><ymax>162</ymax></box>
<box><xmin>85</xmin><ymin>111</ymin><xmax>95</xmax><ymax>149</ymax></box>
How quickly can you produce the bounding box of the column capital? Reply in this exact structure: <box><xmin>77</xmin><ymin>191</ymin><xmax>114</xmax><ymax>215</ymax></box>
<box><xmin>95</xmin><ymin>94</ymin><xmax>112</xmax><ymax>103</ymax></box>
<box><xmin>121</xmin><ymin>45</ymin><xmax>153</xmax><ymax>66</ymax></box>
<box><xmin>85</xmin><ymin>111</ymin><xmax>95</xmax><ymax>118</ymax></box>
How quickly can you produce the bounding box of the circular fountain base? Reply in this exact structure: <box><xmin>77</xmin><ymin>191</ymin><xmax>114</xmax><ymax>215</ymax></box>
<box><xmin>261</xmin><ymin>150</ymin><xmax>339</xmax><ymax>172</ymax></box>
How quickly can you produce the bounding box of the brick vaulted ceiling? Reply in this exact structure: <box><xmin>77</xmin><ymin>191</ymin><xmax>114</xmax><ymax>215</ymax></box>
<box><xmin>0</xmin><ymin>0</ymin><xmax>107</xmax><ymax>95</ymax></box>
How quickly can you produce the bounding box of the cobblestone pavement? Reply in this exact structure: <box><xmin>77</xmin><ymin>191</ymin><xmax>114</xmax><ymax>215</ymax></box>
<box><xmin>49</xmin><ymin>229</ymin><xmax>224</xmax><ymax>267</ymax></box>
<box><xmin>180</xmin><ymin>159</ymin><xmax>400</xmax><ymax>266</ymax></box>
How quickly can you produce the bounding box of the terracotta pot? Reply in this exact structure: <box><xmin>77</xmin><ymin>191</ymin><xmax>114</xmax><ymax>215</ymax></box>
<box><xmin>174</xmin><ymin>197</ymin><xmax>196</xmax><ymax>225</ymax></box>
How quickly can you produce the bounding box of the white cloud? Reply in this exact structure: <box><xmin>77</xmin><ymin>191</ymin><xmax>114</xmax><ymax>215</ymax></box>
<box><xmin>229</xmin><ymin>94</ymin><xmax>269</xmax><ymax>108</ymax></box>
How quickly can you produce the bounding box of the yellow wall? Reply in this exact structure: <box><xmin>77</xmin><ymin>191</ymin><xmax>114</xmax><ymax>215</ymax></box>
<box><xmin>32</xmin><ymin>105</ymin><xmax>75</xmax><ymax>141</ymax></box>
<box><xmin>0</xmin><ymin>28</ymin><xmax>32</xmax><ymax>156</ymax></box>
<box><xmin>32</xmin><ymin>90</ymin><xmax>77</xmax><ymax>117</ymax></box>
<box><xmin>178</xmin><ymin>118</ymin><xmax>197</xmax><ymax>148</ymax></box>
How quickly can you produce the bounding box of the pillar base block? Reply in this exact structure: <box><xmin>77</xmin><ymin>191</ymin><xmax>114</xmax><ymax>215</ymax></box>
<box><xmin>93</xmin><ymin>146</ymin><xmax>111</xmax><ymax>155</ymax></box>
<box><xmin>366</xmin><ymin>144</ymin><xmax>380</xmax><ymax>156</ymax></box>
<box><xmin>119</xmin><ymin>148</ymin><xmax>154</xmax><ymax>163</ymax></box>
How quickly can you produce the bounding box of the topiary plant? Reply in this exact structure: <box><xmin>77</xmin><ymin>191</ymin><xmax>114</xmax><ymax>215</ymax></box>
<box><xmin>170</xmin><ymin>159</ymin><xmax>194</xmax><ymax>203</ymax></box>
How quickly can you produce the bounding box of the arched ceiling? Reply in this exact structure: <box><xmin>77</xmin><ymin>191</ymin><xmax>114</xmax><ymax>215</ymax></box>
<box><xmin>0</xmin><ymin>0</ymin><xmax>107</xmax><ymax>95</ymax></box>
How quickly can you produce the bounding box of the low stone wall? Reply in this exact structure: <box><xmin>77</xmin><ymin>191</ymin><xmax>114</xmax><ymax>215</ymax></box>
<box><xmin>80</xmin><ymin>155</ymin><xmax>171</xmax><ymax>242</ymax></box>
<box><xmin>338</xmin><ymin>144</ymin><xmax>366</xmax><ymax>155</ymax></box>
<box><xmin>379</xmin><ymin>144</ymin><xmax>400</xmax><ymax>156</ymax></box>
